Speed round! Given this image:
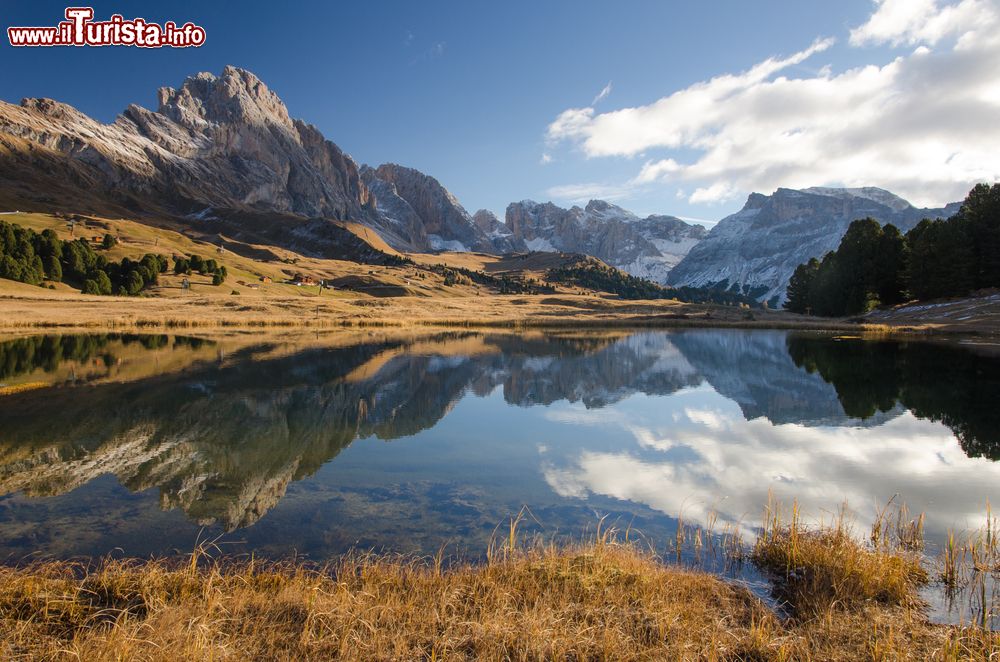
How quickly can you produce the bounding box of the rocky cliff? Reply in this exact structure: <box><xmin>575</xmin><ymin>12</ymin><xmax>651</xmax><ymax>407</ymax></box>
<box><xmin>361</xmin><ymin>163</ymin><xmax>507</xmax><ymax>253</ymax></box>
<box><xmin>667</xmin><ymin>187</ymin><xmax>960</xmax><ymax>306</ymax></box>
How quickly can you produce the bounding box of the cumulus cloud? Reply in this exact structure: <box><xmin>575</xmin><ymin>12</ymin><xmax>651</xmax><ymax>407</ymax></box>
<box><xmin>689</xmin><ymin>182</ymin><xmax>739</xmax><ymax>205</ymax></box>
<box><xmin>850</xmin><ymin>0</ymin><xmax>992</xmax><ymax>46</ymax></box>
<box><xmin>546</xmin><ymin>1</ymin><xmax>1000</xmax><ymax>207</ymax></box>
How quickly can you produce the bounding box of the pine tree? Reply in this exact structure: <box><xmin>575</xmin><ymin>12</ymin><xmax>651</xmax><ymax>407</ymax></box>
<box><xmin>786</xmin><ymin>258</ymin><xmax>819</xmax><ymax>313</ymax></box>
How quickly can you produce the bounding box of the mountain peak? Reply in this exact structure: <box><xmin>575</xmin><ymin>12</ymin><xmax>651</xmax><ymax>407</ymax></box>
<box><xmin>19</xmin><ymin>97</ymin><xmax>93</xmax><ymax>124</ymax></box>
<box><xmin>744</xmin><ymin>192</ymin><xmax>769</xmax><ymax>209</ymax></box>
<box><xmin>157</xmin><ymin>66</ymin><xmax>291</xmax><ymax>130</ymax></box>
<box><xmin>367</xmin><ymin>163</ymin><xmax>501</xmax><ymax>252</ymax></box>
<box><xmin>584</xmin><ymin>199</ymin><xmax>613</xmax><ymax>213</ymax></box>
<box><xmin>584</xmin><ymin>199</ymin><xmax>638</xmax><ymax>221</ymax></box>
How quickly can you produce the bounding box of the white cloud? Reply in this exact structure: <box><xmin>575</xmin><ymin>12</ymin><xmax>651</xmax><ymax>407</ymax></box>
<box><xmin>545</xmin><ymin>181</ymin><xmax>633</xmax><ymax>203</ymax></box>
<box><xmin>540</xmin><ymin>152</ymin><xmax>553</xmax><ymax>165</ymax></box>
<box><xmin>547</xmin><ymin>37</ymin><xmax>834</xmax><ymax>157</ymax></box>
<box><xmin>684</xmin><ymin>407</ymin><xmax>726</xmax><ymax>430</ymax></box>
<box><xmin>546</xmin><ymin>2</ymin><xmax>1000</xmax><ymax>207</ymax></box>
<box><xmin>689</xmin><ymin>181</ymin><xmax>739</xmax><ymax>205</ymax></box>
<box><xmin>635</xmin><ymin>158</ymin><xmax>681</xmax><ymax>183</ymax></box>
<box><xmin>592</xmin><ymin>80</ymin><xmax>613</xmax><ymax>105</ymax></box>
<box><xmin>850</xmin><ymin>0</ymin><xmax>992</xmax><ymax>46</ymax></box>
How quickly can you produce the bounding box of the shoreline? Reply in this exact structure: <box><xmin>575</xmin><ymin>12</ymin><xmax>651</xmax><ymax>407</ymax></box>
<box><xmin>0</xmin><ymin>287</ymin><xmax>977</xmax><ymax>337</ymax></box>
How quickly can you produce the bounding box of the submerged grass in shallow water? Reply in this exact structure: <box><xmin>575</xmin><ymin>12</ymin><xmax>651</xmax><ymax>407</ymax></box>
<box><xmin>0</xmin><ymin>505</ymin><xmax>997</xmax><ymax>661</ymax></box>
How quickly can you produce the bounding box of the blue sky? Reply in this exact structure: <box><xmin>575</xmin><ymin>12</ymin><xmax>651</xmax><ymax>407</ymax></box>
<box><xmin>3</xmin><ymin>0</ymin><xmax>998</xmax><ymax>225</ymax></box>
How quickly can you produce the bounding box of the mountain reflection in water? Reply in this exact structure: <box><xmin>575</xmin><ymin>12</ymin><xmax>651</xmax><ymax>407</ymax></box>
<box><xmin>0</xmin><ymin>330</ymin><xmax>996</xmax><ymax>561</ymax></box>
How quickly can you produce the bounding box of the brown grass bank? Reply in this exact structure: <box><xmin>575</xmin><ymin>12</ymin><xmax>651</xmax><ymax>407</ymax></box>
<box><xmin>1</xmin><ymin>521</ymin><xmax>997</xmax><ymax>661</ymax></box>
<box><xmin>0</xmin><ymin>281</ymin><xmax>867</xmax><ymax>333</ymax></box>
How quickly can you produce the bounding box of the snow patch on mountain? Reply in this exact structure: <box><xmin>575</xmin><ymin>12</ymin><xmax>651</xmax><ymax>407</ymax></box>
<box><xmin>427</xmin><ymin>235</ymin><xmax>470</xmax><ymax>252</ymax></box>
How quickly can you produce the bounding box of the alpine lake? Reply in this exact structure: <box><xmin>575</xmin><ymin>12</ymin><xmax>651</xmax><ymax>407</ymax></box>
<box><xmin>0</xmin><ymin>328</ymin><xmax>997</xmax><ymax>626</ymax></box>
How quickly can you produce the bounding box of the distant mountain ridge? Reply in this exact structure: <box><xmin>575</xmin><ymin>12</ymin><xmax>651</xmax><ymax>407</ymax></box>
<box><xmin>667</xmin><ymin>187</ymin><xmax>961</xmax><ymax>306</ymax></box>
<box><xmin>504</xmin><ymin>199</ymin><xmax>707</xmax><ymax>282</ymax></box>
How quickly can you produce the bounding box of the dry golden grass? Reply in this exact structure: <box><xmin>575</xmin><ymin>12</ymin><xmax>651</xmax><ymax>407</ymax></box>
<box><xmin>0</xmin><ymin>545</ymin><xmax>775</xmax><ymax>661</ymax></box>
<box><xmin>0</xmin><ymin>517</ymin><xmax>996</xmax><ymax>661</ymax></box>
<box><xmin>0</xmin><ymin>281</ymin><xmax>866</xmax><ymax>333</ymax></box>
<box><xmin>752</xmin><ymin>500</ymin><xmax>928</xmax><ymax>616</ymax></box>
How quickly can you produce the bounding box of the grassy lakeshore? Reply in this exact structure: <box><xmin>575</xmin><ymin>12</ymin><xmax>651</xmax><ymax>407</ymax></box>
<box><xmin>1</xmin><ymin>509</ymin><xmax>997</xmax><ymax>661</ymax></box>
<box><xmin>0</xmin><ymin>278</ymin><xmax>876</xmax><ymax>333</ymax></box>
<box><xmin>2</xmin><ymin>211</ymin><xmax>996</xmax><ymax>335</ymax></box>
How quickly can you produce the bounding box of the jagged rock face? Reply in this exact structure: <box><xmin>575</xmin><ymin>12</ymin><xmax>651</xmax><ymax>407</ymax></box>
<box><xmin>364</xmin><ymin>163</ymin><xmax>497</xmax><ymax>252</ymax></box>
<box><xmin>359</xmin><ymin>165</ymin><xmax>430</xmax><ymax>251</ymax></box>
<box><xmin>472</xmin><ymin>209</ymin><xmax>523</xmax><ymax>253</ymax></box>
<box><xmin>0</xmin><ymin>66</ymin><xmax>378</xmax><ymax>252</ymax></box>
<box><xmin>504</xmin><ymin>199</ymin><xmax>706</xmax><ymax>282</ymax></box>
<box><xmin>668</xmin><ymin>187</ymin><xmax>961</xmax><ymax>306</ymax></box>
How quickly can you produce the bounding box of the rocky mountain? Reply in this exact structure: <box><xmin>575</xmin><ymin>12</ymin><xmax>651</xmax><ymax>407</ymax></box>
<box><xmin>472</xmin><ymin>209</ymin><xmax>522</xmax><ymax>254</ymax></box>
<box><xmin>0</xmin><ymin>67</ymin><xmax>402</xmax><ymax>257</ymax></box>
<box><xmin>504</xmin><ymin>199</ymin><xmax>706</xmax><ymax>282</ymax></box>
<box><xmin>360</xmin><ymin>163</ymin><xmax>507</xmax><ymax>253</ymax></box>
<box><xmin>667</xmin><ymin>187</ymin><xmax>961</xmax><ymax>306</ymax></box>
<box><xmin>0</xmin><ymin>66</ymin><xmax>504</xmax><ymax>260</ymax></box>
<box><xmin>0</xmin><ymin>66</ymin><xmax>704</xmax><ymax>267</ymax></box>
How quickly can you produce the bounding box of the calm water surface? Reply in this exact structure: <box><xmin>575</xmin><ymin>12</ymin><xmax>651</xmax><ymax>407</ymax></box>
<box><xmin>0</xmin><ymin>329</ymin><xmax>997</xmax><ymax>622</ymax></box>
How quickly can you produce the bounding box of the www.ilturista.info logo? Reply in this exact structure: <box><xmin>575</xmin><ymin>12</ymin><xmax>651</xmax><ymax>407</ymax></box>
<box><xmin>7</xmin><ymin>7</ymin><xmax>206</xmax><ymax>48</ymax></box>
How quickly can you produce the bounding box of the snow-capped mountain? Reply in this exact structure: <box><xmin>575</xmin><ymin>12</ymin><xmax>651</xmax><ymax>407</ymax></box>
<box><xmin>504</xmin><ymin>199</ymin><xmax>707</xmax><ymax>282</ymax></box>
<box><xmin>667</xmin><ymin>187</ymin><xmax>961</xmax><ymax>306</ymax></box>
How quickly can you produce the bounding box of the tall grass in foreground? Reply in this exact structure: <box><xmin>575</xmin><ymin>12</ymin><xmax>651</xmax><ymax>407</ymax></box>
<box><xmin>753</xmin><ymin>497</ymin><xmax>928</xmax><ymax>615</ymax></box>
<box><xmin>0</xmin><ymin>504</ymin><xmax>997</xmax><ymax>661</ymax></box>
